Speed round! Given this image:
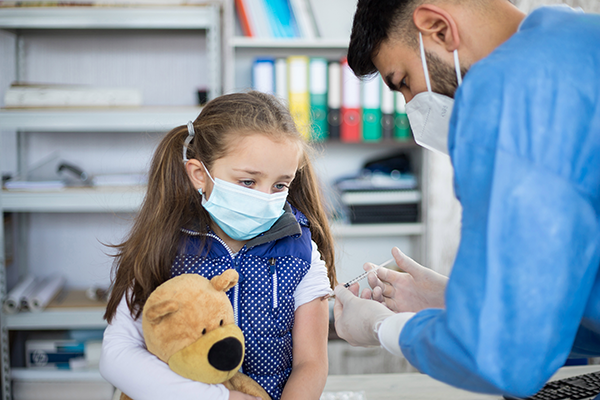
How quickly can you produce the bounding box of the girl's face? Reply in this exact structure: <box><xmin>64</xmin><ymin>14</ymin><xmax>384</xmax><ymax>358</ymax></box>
<box><xmin>205</xmin><ymin>132</ymin><xmax>301</xmax><ymax>197</ymax></box>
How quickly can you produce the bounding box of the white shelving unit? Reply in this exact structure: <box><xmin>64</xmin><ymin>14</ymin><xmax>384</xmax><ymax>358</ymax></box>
<box><xmin>0</xmin><ymin>5</ymin><xmax>220</xmax><ymax>399</ymax></box>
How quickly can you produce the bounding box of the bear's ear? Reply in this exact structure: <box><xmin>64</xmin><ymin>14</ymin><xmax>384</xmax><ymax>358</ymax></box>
<box><xmin>211</xmin><ymin>269</ymin><xmax>238</xmax><ymax>292</ymax></box>
<box><xmin>144</xmin><ymin>299</ymin><xmax>180</xmax><ymax>325</ymax></box>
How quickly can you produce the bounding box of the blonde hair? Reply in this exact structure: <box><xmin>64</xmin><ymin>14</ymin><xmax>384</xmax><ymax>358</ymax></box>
<box><xmin>105</xmin><ymin>91</ymin><xmax>336</xmax><ymax>323</ymax></box>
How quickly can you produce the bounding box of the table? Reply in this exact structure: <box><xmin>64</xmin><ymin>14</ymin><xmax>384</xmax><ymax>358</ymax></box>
<box><xmin>323</xmin><ymin>365</ymin><xmax>600</xmax><ymax>400</ymax></box>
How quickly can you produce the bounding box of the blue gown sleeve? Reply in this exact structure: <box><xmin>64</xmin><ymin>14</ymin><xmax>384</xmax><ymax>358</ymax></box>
<box><xmin>399</xmin><ymin>53</ymin><xmax>600</xmax><ymax>398</ymax></box>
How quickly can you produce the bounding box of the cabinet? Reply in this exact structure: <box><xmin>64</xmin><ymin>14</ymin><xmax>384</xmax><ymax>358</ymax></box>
<box><xmin>0</xmin><ymin>4</ymin><xmax>221</xmax><ymax>399</ymax></box>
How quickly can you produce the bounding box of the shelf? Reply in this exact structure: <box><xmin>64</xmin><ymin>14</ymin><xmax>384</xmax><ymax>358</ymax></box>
<box><xmin>1</xmin><ymin>186</ymin><xmax>145</xmax><ymax>213</ymax></box>
<box><xmin>230</xmin><ymin>37</ymin><xmax>349</xmax><ymax>49</ymax></box>
<box><xmin>6</xmin><ymin>308</ymin><xmax>106</xmax><ymax>330</ymax></box>
<box><xmin>11</xmin><ymin>368</ymin><xmax>105</xmax><ymax>382</ymax></box>
<box><xmin>0</xmin><ymin>107</ymin><xmax>202</xmax><ymax>132</ymax></box>
<box><xmin>0</xmin><ymin>6</ymin><xmax>218</xmax><ymax>30</ymax></box>
<box><xmin>331</xmin><ymin>222</ymin><xmax>424</xmax><ymax>238</ymax></box>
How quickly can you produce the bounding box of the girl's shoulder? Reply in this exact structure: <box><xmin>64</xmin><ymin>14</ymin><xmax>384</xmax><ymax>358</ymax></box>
<box><xmin>289</xmin><ymin>203</ymin><xmax>309</xmax><ymax>228</ymax></box>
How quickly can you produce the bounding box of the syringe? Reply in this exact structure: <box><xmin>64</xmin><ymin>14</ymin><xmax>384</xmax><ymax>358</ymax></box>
<box><xmin>343</xmin><ymin>258</ymin><xmax>396</xmax><ymax>288</ymax></box>
<box><xmin>324</xmin><ymin>258</ymin><xmax>396</xmax><ymax>300</ymax></box>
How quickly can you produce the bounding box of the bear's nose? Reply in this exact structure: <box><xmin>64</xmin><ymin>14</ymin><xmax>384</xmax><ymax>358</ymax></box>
<box><xmin>208</xmin><ymin>337</ymin><xmax>243</xmax><ymax>371</ymax></box>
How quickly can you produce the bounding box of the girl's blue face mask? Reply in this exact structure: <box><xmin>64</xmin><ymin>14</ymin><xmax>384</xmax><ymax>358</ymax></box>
<box><xmin>200</xmin><ymin>163</ymin><xmax>288</xmax><ymax>241</ymax></box>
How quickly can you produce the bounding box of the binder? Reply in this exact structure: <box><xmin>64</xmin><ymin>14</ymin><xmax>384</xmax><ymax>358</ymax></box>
<box><xmin>287</xmin><ymin>56</ymin><xmax>311</xmax><ymax>140</ymax></box>
<box><xmin>380</xmin><ymin>78</ymin><xmax>395</xmax><ymax>140</ymax></box>
<box><xmin>234</xmin><ymin>0</ymin><xmax>255</xmax><ymax>37</ymax></box>
<box><xmin>361</xmin><ymin>75</ymin><xmax>382</xmax><ymax>142</ymax></box>
<box><xmin>275</xmin><ymin>58</ymin><xmax>288</xmax><ymax>102</ymax></box>
<box><xmin>252</xmin><ymin>58</ymin><xmax>275</xmax><ymax>94</ymax></box>
<box><xmin>327</xmin><ymin>61</ymin><xmax>342</xmax><ymax>140</ymax></box>
<box><xmin>309</xmin><ymin>57</ymin><xmax>328</xmax><ymax>141</ymax></box>
<box><xmin>394</xmin><ymin>92</ymin><xmax>411</xmax><ymax>141</ymax></box>
<box><xmin>340</xmin><ymin>58</ymin><xmax>361</xmax><ymax>142</ymax></box>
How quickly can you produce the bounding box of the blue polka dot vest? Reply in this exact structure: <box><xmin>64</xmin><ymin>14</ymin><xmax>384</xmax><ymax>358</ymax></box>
<box><xmin>171</xmin><ymin>206</ymin><xmax>313</xmax><ymax>400</ymax></box>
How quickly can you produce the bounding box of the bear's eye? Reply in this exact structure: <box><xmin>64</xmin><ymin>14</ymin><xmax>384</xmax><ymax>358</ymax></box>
<box><xmin>202</xmin><ymin>328</ymin><xmax>207</xmax><ymax>335</ymax></box>
<box><xmin>220</xmin><ymin>319</ymin><xmax>224</xmax><ymax>326</ymax></box>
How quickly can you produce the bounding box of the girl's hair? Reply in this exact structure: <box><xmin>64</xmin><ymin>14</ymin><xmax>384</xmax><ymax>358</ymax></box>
<box><xmin>104</xmin><ymin>91</ymin><xmax>336</xmax><ymax>323</ymax></box>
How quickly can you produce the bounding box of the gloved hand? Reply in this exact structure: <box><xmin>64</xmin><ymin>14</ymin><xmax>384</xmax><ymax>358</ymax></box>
<box><xmin>364</xmin><ymin>247</ymin><xmax>448</xmax><ymax>313</ymax></box>
<box><xmin>333</xmin><ymin>283</ymin><xmax>394</xmax><ymax>347</ymax></box>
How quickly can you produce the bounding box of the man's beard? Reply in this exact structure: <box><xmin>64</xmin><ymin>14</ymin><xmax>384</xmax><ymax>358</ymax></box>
<box><xmin>425</xmin><ymin>50</ymin><xmax>468</xmax><ymax>98</ymax></box>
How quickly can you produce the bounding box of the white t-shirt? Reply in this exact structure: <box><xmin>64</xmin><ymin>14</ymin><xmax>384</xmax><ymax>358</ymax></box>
<box><xmin>99</xmin><ymin>240</ymin><xmax>330</xmax><ymax>400</ymax></box>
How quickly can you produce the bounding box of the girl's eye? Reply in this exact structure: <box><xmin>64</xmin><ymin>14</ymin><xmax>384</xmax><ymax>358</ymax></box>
<box><xmin>240</xmin><ymin>180</ymin><xmax>254</xmax><ymax>187</ymax></box>
<box><xmin>274</xmin><ymin>183</ymin><xmax>289</xmax><ymax>191</ymax></box>
<box><xmin>400</xmin><ymin>77</ymin><xmax>408</xmax><ymax>88</ymax></box>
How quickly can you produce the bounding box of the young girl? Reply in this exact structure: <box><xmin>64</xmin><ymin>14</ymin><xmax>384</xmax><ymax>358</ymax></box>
<box><xmin>99</xmin><ymin>91</ymin><xmax>336</xmax><ymax>400</ymax></box>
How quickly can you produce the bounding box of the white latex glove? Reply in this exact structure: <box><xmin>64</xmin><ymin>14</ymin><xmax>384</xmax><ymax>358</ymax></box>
<box><xmin>333</xmin><ymin>283</ymin><xmax>394</xmax><ymax>347</ymax></box>
<box><xmin>364</xmin><ymin>247</ymin><xmax>448</xmax><ymax>313</ymax></box>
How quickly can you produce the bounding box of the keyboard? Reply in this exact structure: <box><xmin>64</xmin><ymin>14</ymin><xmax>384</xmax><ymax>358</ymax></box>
<box><xmin>504</xmin><ymin>370</ymin><xmax>600</xmax><ymax>400</ymax></box>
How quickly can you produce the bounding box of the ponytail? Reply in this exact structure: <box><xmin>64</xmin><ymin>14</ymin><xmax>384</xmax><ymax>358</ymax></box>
<box><xmin>104</xmin><ymin>126</ymin><xmax>208</xmax><ymax>323</ymax></box>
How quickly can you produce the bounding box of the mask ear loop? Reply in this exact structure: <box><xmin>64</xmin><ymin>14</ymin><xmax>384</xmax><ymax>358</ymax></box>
<box><xmin>183</xmin><ymin>121</ymin><xmax>195</xmax><ymax>163</ymax></box>
<box><xmin>454</xmin><ymin>49</ymin><xmax>462</xmax><ymax>86</ymax></box>
<box><xmin>418</xmin><ymin>32</ymin><xmax>432</xmax><ymax>93</ymax></box>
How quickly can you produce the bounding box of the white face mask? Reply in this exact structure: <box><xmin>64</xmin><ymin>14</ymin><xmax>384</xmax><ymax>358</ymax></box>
<box><xmin>405</xmin><ymin>32</ymin><xmax>462</xmax><ymax>156</ymax></box>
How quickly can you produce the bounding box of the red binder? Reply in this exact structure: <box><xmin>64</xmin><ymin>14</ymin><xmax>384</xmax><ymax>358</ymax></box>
<box><xmin>340</xmin><ymin>58</ymin><xmax>361</xmax><ymax>142</ymax></box>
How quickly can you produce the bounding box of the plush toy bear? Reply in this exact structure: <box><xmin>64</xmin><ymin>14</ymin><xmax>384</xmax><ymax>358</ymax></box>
<box><xmin>120</xmin><ymin>270</ymin><xmax>271</xmax><ymax>400</ymax></box>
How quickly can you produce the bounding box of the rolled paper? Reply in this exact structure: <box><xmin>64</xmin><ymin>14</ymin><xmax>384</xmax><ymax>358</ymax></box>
<box><xmin>3</xmin><ymin>275</ymin><xmax>37</xmax><ymax>314</ymax></box>
<box><xmin>24</xmin><ymin>275</ymin><xmax>66</xmax><ymax>313</ymax></box>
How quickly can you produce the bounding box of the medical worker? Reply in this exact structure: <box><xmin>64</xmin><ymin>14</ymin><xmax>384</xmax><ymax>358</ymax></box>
<box><xmin>333</xmin><ymin>0</ymin><xmax>600</xmax><ymax>398</ymax></box>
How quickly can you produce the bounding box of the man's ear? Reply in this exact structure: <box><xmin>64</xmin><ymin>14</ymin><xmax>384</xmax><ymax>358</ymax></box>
<box><xmin>413</xmin><ymin>4</ymin><xmax>460</xmax><ymax>51</ymax></box>
<box><xmin>185</xmin><ymin>159</ymin><xmax>207</xmax><ymax>191</ymax></box>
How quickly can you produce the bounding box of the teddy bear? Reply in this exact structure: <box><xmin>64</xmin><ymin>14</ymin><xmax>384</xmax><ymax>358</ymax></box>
<box><xmin>120</xmin><ymin>270</ymin><xmax>271</xmax><ymax>400</ymax></box>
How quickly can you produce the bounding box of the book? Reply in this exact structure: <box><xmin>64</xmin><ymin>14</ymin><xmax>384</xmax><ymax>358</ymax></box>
<box><xmin>4</xmin><ymin>83</ymin><xmax>142</xmax><ymax>108</ymax></box>
<box><xmin>246</xmin><ymin>0</ymin><xmax>271</xmax><ymax>38</ymax></box>
<box><xmin>234</xmin><ymin>0</ymin><xmax>255</xmax><ymax>37</ymax></box>
<box><xmin>327</xmin><ymin>61</ymin><xmax>342</xmax><ymax>140</ymax></box>
<box><xmin>394</xmin><ymin>92</ymin><xmax>411</xmax><ymax>141</ymax></box>
<box><xmin>287</xmin><ymin>56</ymin><xmax>311</xmax><ymax>140</ymax></box>
<box><xmin>340</xmin><ymin>58</ymin><xmax>361</xmax><ymax>142</ymax></box>
<box><xmin>289</xmin><ymin>0</ymin><xmax>318</xmax><ymax>39</ymax></box>
<box><xmin>380</xmin><ymin>78</ymin><xmax>395</xmax><ymax>140</ymax></box>
<box><xmin>361</xmin><ymin>75</ymin><xmax>382</xmax><ymax>142</ymax></box>
<box><xmin>263</xmin><ymin>0</ymin><xmax>298</xmax><ymax>38</ymax></box>
<box><xmin>252</xmin><ymin>58</ymin><xmax>275</xmax><ymax>95</ymax></box>
<box><xmin>309</xmin><ymin>57</ymin><xmax>328</xmax><ymax>142</ymax></box>
<box><xmin>26</xmin><ymin>340</ymin><xmax>85</xmax><ymax>369</ymax></box>
<box><xmin>275</xmin><ymin>58</ymin><xmax>288</xmax><ymax>102</ymax></box>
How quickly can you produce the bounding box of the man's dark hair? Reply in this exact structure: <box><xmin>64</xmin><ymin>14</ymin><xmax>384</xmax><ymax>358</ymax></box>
<box><xmin>348</xmin><ymin>0</ymin><xmax>419</xmax><ymax>78</ymax></box>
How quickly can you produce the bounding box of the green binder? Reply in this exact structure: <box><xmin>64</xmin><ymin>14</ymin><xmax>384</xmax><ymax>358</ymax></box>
<box><xmin>309</xmin><ymin>58</ymin><xmax>328</xmax><ymax>141</ymax></box>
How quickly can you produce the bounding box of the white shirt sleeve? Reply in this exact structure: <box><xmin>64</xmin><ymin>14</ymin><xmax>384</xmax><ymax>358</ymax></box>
<box><xmin>377</xmin><ymin>312</ymin><xmax>416</xmax><ymax>357</ymax></box>
<box><xmin>99</xmin><ymin>295</ymin><xmax>229</xmax><ymax>400</ymax></box>
<box><xmin>293</xmin><ymin>240</ymin><xmax>331</xmax><ymax>310</ymax></box>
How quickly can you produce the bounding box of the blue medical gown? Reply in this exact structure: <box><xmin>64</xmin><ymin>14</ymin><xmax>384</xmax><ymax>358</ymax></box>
<box><xmin>399</xmin><ymin>6</ymin><xmax>600</xmax><ymax>398</ymax></box>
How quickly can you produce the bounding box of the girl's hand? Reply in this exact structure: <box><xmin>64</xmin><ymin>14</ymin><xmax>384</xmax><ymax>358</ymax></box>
<box><xmin>228</xmin><ymin>391</ymin><xmax>262</xmax><ymax>400</ymax></box>
<box><xmin>363</xmin><ymin>247</ymin><xmax>448</xmax><ymax>313</ymax></box>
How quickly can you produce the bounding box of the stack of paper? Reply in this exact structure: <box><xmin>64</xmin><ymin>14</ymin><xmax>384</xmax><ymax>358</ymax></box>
<box><xmin>4</xmin><ymin>83</ymin><xmax>142</xmax><ymax>108</ymax></box>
